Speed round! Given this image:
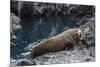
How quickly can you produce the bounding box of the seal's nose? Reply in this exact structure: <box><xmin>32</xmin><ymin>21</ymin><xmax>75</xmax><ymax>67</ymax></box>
<box><xmin>79</xmin><ymin>31</ymin><xmax>85</xmax><ymax>40</ymax></box>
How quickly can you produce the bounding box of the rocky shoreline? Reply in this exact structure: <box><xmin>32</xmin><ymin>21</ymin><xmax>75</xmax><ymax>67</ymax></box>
<box><xmin>10</xmin><ymin>1</ymin><xmax>95</xmax><ymax>66</ymax></box>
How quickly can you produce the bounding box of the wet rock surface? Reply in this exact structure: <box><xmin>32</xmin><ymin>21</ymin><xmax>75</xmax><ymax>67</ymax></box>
<box><xmin>10</xmin><ymin>0</ymin><xmax>95</xmax><ymax>66</ymax></box>
<box><xmin>11</xmin><ymin>47</ymin><xmax>95</xmax><ymax>66</ymax></box>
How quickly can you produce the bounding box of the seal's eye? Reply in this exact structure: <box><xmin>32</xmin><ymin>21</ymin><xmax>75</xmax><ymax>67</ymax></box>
<box><xmin>75</xmin><ymin>32</ymin><xmax>78</xmax><ymax>36</ymax></box>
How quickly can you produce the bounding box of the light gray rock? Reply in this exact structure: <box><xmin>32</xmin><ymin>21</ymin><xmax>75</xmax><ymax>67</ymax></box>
<box><xmin>10</xmin><ymin>13</ymin><xmax>21</xmax><ymax>46</ymax></box>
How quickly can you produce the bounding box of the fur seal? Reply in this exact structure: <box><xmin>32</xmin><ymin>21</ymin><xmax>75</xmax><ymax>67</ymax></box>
<box><xmin>30</xmin><ymin>28</ymin><xmax>84</xmax><ymax>57</ymax></box>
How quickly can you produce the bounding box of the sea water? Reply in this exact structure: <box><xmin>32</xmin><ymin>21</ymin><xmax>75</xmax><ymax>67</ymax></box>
<box><xmin>11</xmin><ymin>16</ymin><xmax>77</xmax><ymax>59</ymax></box>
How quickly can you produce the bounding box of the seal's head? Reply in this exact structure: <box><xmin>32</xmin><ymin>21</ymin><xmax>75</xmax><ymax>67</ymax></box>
<box><xmin>72</xmin><ymin>29</ymin><xmax>84</xmax><ymax>41</ymax></box>
<box><xmin>62</xmin><ymin>28</ymin><xmax>84</xmax><ymax>42</ymax></box>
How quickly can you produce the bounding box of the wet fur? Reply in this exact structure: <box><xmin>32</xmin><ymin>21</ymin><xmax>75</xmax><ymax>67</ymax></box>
<box><xmin>30</xmin><ymin>28</ymin><xmax>84</xmax><ymax>58</ymax></box>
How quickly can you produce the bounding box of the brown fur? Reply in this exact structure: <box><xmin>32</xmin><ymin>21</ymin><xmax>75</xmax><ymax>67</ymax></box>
<box><xmin>31</xmin><ymin>28</ymin><xmax>84</xmax><ymax>57</ymax></box>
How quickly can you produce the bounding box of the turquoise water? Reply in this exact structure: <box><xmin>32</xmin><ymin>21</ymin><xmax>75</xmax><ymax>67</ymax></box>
<box><xmin>11</xmin><ymin>16</ymin><xmax>77</xmax><ymax>59</ymax></box>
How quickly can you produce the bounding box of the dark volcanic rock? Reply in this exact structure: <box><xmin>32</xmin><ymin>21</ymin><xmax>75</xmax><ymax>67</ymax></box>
<box><xmin>11</xmin><ymin>1</ymin><xmax>95</xmax><ymax>19</ymax></box>
<box><xmin>80</xmin><ymin>17</ymin><xmax>95</xmax><ymax>47</ymax></box>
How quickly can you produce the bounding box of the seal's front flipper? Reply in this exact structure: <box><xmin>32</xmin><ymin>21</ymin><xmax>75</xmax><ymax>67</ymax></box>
<box><xmin>81</xmin><ymin>39</ymin><xmax>89</xmax><ymax>49</ymax></box>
